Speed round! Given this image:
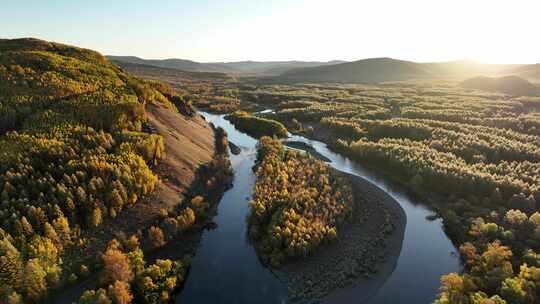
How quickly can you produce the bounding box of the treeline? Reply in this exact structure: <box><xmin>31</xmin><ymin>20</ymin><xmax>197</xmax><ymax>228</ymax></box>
<box><xmin>246</xmin><ymin>82</ymin><xmax>540</xmax><ymax>303</ymax></box>
<box><xmin>0</xmin><ymin>38</ymin><xmax>193</xmax><ymax>303</ymax></box>
<box><xmin>248</xmin><ymin>137</ymin><xmax>353</xmax><ymax>266</ymax></box>
<box><xmin>225</xmin><ymin>111</ymin><xmax>288</xmax><ymax>139</ymax></box>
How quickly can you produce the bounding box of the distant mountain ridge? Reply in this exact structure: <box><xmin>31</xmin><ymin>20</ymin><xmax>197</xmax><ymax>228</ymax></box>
<box><xmin>107</xmin><ymin>55</ymin><xmax>346</xmax><ymax>76</ymax></box>
<box><xmin>276</xmin><ymin>58</ymin><xmax>537</xmax><ymax>83</ymax></box>
<box><xmin>109</xmin><ymin>55</ymin><xmax>540</xmax><ymax>84</ymax></box>
<box><xmin>279</xmin><ymin>57</ymin><xmax>432</xmax><ymax>83</ymax></box>
<box><xmin>107</xmin><ymin>55</ymin><xmax>237</xmax><ymax>73</ymax></box>
<box><xmin>210</xmin><ymin>60</ymin><xmax>347</xmax><ymax>75</ymax></box>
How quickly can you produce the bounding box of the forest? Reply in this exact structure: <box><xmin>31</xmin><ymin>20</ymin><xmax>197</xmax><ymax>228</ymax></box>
<box><xmin>0</xmin><ymin>38</ymin><xmax>229</xmax><ymax>304</ymax></box>
<box><xmin>225</xmin><ymin>111</ymin><xmax>288</xmax><ymax>139</ymax></box>
<box><xmin>78</xmin><ymin>237</ymin><xmax>187</xmax><ymax>304</ymax></box>
<box><xmin>112</xmin><ymin>59</ymin><xmax>243</xmax><ymax>114</ymax></box>
<box><xmin>248</xmin><ymin>137</ymin><xmax>354</xmax><ymax>266</ymax></box>
<box><xmin>103</xmin><ymin>58</ymin><xmax>540</xmax><ymax>302</ymax></box>
<box><xmin>4</xmin><ymin>36</ymin><xmax>540</xmax><ymax>304</ymax></box>
<box><xmin>239</xmin><ymin>81</ymin><xmax>540</xmax><ymax>303</ymax></box>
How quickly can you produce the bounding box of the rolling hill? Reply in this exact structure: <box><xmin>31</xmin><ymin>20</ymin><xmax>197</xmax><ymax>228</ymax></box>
<box><xmin>275</xmin><ymin>58</ymin><xmax>527</xmax><ymax>83</ymax></box>
<box><xmin>501</xmin><ymin>63</ymin><xmax>540</xmax><ymax>81</ymax></box>
<box><xmin>421</xmin><ymin>60</ymin><xmax>520</xmax><ymax>79</ymax></box>
<box><xmin>112</xmin><ymin>61</ymin><xmax>236</xmax><ymax>86</ymax></box>
<box><xmin>211</xmin><ymin>60</ymin><xmax>347</xmax><ymax>75</ymax></box>
<box><xmin>461</xmin><ymin>75</ymin><xmax>540</xmax><ymax>96</ymax></box>
<box><xmin>277</xmin><ymin>57</ymin><xmax>433</xmax><ymax>83</ymax></box>
<box><xmin>107</xmin><ymin>55</ymin><xmax>238</xmax><ymax>73</ymax></box>
<box><xmin>108</xmin><ymin>55</ymin><xmax>345</xmax><ymax>76</ymax></box>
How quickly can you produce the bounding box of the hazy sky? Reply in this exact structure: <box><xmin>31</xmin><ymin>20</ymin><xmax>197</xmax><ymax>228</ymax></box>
<box><xmin>2</xmin><ymin>0</ymin><xmax>539</xmax><ymax>63</ymax></box>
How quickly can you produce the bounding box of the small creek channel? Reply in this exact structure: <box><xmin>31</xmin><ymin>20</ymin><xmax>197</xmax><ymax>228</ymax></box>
<box><xmin>175</xmin><ymin>111</ymin><xmax>462</xmax><ymax>303</ymax></box>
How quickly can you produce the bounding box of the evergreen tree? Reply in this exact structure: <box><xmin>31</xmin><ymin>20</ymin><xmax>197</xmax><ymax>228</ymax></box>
<box><xmin>22</xmin><ymin>259</ymin><xmax>47</xmax><ymax>302</ymax></box>
<box><xmin>0</xmin><ymin>237</ymin><xmax>23</xmax><ymax>292</ymax></box>
<box><xmin>102</xmin><ymin>241</ymin><xmax>134</xmax><ymax>285</ymax></box>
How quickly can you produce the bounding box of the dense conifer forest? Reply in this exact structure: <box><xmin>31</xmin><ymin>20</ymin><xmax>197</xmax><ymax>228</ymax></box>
<box><xmin>240</xmin><ymin>82</ymin><xmax>540</xmax><ymax>303</ymax></box>
<box><xmin>225</xmin><ymin>111</ymin><xmax>288</xmax><ymax>139</ymax></box>
<box><xmin>249</xmin><ymin>137</ymin><xmax>353</xmax><ymax>266</ymax></box>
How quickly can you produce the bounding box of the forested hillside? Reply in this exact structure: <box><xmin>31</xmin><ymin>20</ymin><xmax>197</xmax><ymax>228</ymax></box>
<box><xmin>0</xmin><ymin>38</ymin><xmax>213</xmax><ymax>303</ymax></box>
<box><xmin>112</xmin><ymin>60</ymin><xmax>242</xmax><ymax>114</ymax></box>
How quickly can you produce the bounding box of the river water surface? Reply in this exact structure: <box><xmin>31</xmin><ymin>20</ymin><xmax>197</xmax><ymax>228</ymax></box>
<box><xmin>176</xmin><ymin>112</ymin><xmax>461</xmax><ymax>303</ymax></box>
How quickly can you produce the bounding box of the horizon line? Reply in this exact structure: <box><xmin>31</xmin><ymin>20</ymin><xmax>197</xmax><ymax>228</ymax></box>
<box><xmin>4</xmin><ymin>36</ymin><xmax>539</xmax><ymax>65</ymax></box>
<box><xmin>106</xmin><ymin>54</ymin><xmax>539</xmax><ymax>66</ymax></box>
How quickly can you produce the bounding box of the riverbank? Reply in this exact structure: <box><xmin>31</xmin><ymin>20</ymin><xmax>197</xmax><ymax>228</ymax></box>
<box><xmin>270</xmin><ymin>115</ymin><xmax>461</xmax><ymax>303</ymax></box>
<box><xmin>169</xmin><ymin>110</ymin><xmax>460</xmax><ymax>304</ymax></box>
<box><xmin>275</xmin><ymin>171</ymin><xmax>406</xmax><ymax>303</ymax></box>
<box><xmin>47</xmin><ymin>106</ymin><xmax>232</xmax><ymax>304</ymax></box>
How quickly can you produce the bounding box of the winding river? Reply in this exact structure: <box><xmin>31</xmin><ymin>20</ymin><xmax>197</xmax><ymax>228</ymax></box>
<box><xmin>176</xmin><ymin>111</ymin><xmax>462</xmax><ymax>303</ymax></box>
